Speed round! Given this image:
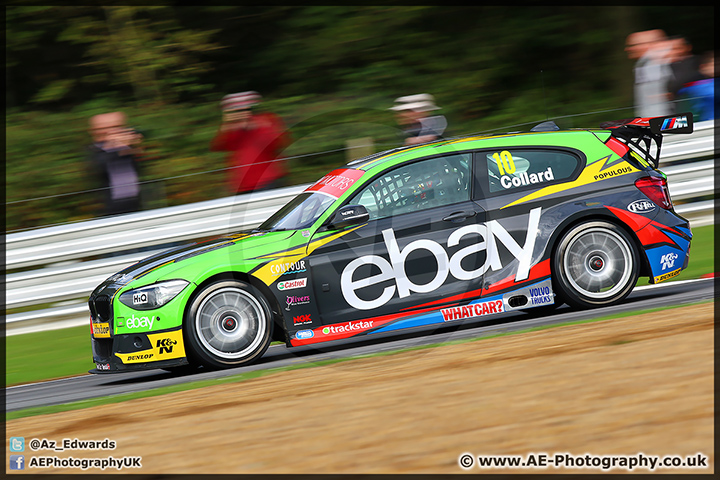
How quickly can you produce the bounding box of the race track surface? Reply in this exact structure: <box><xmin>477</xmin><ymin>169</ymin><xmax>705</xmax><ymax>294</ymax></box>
<box><xmin>7</xmin><ymin>297</ymin><xmax>713</xmax><ymax>474</ymax></box>
<box><xmin>6</xmin><ymin>277</ymin><xmax>714</xmax><ymax>413</ymax></box>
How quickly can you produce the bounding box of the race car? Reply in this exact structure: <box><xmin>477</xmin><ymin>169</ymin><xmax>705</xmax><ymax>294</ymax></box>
<box><xmin>89</xmin><ymin>112</ymin><xmax>694</xmax><ymax>373</ymax></box>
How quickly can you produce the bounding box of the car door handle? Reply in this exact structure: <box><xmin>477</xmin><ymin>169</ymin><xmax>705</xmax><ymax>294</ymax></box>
<box><xmin>443</xmin><ymin>210</ymin><xmax>477</xmax><ymax>222</ymax></box>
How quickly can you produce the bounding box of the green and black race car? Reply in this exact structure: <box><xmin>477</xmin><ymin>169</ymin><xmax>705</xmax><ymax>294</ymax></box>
<box><xmin>89</xmin><ymin>113</ymin><xmax>694</xmax><ymax>373</ymax></box>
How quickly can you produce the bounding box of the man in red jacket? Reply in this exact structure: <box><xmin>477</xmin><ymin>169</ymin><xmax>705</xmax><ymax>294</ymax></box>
<box><xmin>210</xmin><ymin>91</ymin><xmax>290</xmax><ymax>195</ymax></box>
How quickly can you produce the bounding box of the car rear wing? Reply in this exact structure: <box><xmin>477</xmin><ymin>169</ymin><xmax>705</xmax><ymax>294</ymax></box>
<box><xmin>599</xmin><ymin>112</ymin><xmax>694</xmax><ymax>169</ymax></box>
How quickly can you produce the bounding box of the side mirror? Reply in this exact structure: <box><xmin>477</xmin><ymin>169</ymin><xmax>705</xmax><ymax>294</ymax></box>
<box><xmin>328</xmin><ymin>205</ymin><xmax>369</xmax><ymax>229</ymax></box>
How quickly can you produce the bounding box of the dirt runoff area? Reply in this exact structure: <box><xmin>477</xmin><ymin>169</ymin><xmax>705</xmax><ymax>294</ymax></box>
<box><xmin>7</xmin><ymin>302</ymin><xmax>714</xmax><ymax>475</ymax></box>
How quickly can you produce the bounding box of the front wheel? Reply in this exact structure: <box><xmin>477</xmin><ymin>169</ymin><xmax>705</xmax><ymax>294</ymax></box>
<box><xmin>185</xmin><ymin>280</ymin><xmax>273</xmax><ymax>369</ymax></box>
<box><xmin>553</xmin><ymin>221</ymin><xmax>639</xmax><ymax>309</ymax></box>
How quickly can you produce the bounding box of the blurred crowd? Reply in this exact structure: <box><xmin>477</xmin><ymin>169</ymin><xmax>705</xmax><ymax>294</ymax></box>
<box><xmin>86</xmin><ymin>91</ymin><xmax>450</xmax><ymax>216</ymax></box>
<box><xmin>625</xmin><ymin>29</ymin><xmax>715</xmax><ymax>120</ymax></box>
<box><xmin>87</xmin><ymin>30</ymin><xmax>714</xmax><ymax>217</ymax></box>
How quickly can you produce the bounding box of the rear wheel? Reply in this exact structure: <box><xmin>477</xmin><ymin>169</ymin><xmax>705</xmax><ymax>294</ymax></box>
<box><xmin>185</xmin><ymin>280</ymin><xmax>273</xmax><ymax>369</ymax></box>
<box><xmin>553</xmin><ymin>221</ymin><xmax>639</xmax><ymax>309</ymax></box>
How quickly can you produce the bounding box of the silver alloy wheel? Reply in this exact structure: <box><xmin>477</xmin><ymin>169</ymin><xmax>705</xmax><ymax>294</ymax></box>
<box><xmin>194</xmin><ymin>286</ymin><xmax>267</xmax><ymax>360</ymax></box>
<box><xmin>562</xmin><ymin>227</ymin><xmax>633</xmax><ymax>299</ymax></box>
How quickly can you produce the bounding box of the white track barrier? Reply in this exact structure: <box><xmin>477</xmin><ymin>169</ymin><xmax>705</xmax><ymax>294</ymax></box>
<box><xmin>5</xmin><ymin>121</ymin><xmax>714</xmax><ymax>335</ymax></box>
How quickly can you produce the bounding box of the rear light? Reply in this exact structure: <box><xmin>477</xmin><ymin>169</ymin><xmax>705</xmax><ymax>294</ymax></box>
<box><xmin>635</xmin><ymin>176</ymin><xmax>672</xmax><ymax>209</ymax></box>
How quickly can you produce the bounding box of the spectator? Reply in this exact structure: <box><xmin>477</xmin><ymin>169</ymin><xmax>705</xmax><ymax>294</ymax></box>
<box><xmin>390</xmin><ymin>93</ymin><xmax>447</xmax><ymax>145</ymax></box>
<box><xmin>665</xmin><ymin>36</ymin><xmax>703</xmax><ymax>102</ymax></box>
<box><xmin>625</xmin><ymin>29</ymin><xmax>674</xmax><ymax>117</ymax></box>
<box><xmin>210</xmin><ymin>91</ymin><xmax>290</xmax><ymax>195</ymax></box>
<box><xmin>87</xmin><ymin>111</ymin><xmax>145</xmax><ymax>216</ymax></box>
<box><xmin>678</xmin><ymin>51</ymin><xmax>715</xmax><ymax>121</ymax></box>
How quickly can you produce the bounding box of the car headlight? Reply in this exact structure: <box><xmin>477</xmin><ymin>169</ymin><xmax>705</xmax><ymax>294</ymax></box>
<box><xmin>118</xmin><ymin>280</ymin><xmax>189</xmax><ymax>311</ymax></box>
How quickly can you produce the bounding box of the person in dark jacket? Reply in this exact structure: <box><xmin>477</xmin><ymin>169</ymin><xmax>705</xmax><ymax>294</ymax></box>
<box><xmin>666</xmin><ymin>36</ymin><xmax>703</xmax><ymax>103</ymax></box>
<box><xmin>88</xmin><ymin>112</ymin><xmax>144</xmax><ymax>216</ymax></box>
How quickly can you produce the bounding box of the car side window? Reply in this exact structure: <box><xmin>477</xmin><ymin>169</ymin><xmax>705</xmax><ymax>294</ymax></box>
<box><xmin>485</xmin><ymin>149</ymin><xmax>580</xmax><ymax>193</ymax></box>
<box><xmin>349</xmin><ymin>153</ymin><xmax>471</xmax><ymax>220</ymax></box>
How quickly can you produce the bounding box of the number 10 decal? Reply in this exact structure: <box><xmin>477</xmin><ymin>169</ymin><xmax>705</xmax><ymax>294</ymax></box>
<box><xmin>492</xmin><ymin>150</ymin><xmax>516</xmax><ymax>176</ymax></box>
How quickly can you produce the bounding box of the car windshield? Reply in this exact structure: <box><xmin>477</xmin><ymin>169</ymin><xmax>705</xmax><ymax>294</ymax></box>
<box><xmin>256</xmin><ymin>192</ymin><xmax>337</xmax><ymax>231</ymax></box>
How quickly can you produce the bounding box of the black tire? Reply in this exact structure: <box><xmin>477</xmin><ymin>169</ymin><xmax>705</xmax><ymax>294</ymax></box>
<box><xmin>184</xmin><ymin>280</ymin><xmax>273</xmax><ymax>369</ymax></box>
<box><xmin>553</xmin><ymin>221</ymin><xmax>639</xmax><ymax>309</ymax></box>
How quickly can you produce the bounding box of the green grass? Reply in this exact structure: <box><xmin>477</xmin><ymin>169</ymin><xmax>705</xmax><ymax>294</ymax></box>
<box><xmin>6</xmin><ymin>298</ymin><xmax>713</xmax><ymax>422</ymax></box>
<box><xmin>6</xmin><ymin>325</ymin><xmax>96</xmax><ymax>386</ymax></box>
<box><xmin>5</xmin><ymin>224</ymin><xmax>714</xmax><ymax>388</ymax></box>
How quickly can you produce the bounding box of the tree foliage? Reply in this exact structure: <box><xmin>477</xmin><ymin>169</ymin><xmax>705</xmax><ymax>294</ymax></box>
<box><xmin>7</xmin><ymin>5</ymin><xmax>221</xmax><ymax>106</ymax></box>
<box><xmin>5</xmin><ymin>5</ymin><xmax>715</xmax><ymax>231</ymax></box>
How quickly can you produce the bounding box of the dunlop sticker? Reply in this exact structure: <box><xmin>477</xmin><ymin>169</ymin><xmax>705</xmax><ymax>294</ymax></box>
<box><xmin>654</xmin><ymin>268</ymin><xmax>681</xmax><ymax>284</ymax></box>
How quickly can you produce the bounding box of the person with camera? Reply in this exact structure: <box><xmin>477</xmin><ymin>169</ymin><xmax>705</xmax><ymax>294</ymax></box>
<box><xmin>87</xmin><ymin>111</ymin><xmax>145</xmax><ymax>216</ymax></box>
<box><xmin>210</xmin><ymin>91</ymin><xmax>291</xmax><ymax>195</ymax></box>
<box><xmin>390</xmin><ymin>93</ymin><xmax>447</xmax><ymax>145</ymax></box>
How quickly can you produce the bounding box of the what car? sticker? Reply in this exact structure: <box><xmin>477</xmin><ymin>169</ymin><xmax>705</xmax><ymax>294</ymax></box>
<box><xmin>441</xmin><ymin>299</ymin><xmax>504</xmax><ymax>322</ymax></box>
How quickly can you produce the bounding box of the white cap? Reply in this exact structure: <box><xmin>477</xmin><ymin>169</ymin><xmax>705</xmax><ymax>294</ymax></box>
<box><xmin>221</xmin><ymin>91</ymin><xmax>261</xmax><ymax>111</ymax></box>
<box><xmin>390</xmin><ymin>93</ymin><xmax>440</xmax><ymax>112</ymax></box>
